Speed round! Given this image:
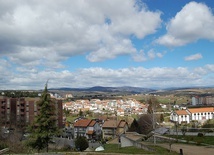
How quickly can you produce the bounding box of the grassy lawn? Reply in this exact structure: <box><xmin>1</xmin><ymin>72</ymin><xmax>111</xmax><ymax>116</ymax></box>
<box><xmin>101</xmin><ymin>144</ymin><xmax>178</xmax><ymax>155</ymax></box>
<box><xmin>169</xmin><ymin>135</ymin><xmax>214</xmax><ymax>145</ymax></box>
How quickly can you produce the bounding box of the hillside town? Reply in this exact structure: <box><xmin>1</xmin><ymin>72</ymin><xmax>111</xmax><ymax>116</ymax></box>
<box><xmin>0</xmin><ymin>88</ymin><xmax>214</xmax><ymax>154</ymax></box>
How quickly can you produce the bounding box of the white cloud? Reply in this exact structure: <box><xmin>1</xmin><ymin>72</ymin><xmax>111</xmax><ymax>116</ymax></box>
<box><xmin>0</xmin><ymin>0</ymin><xmax>161</xmax><ymax>65</ymax></box>
<box><xmin>132</xmin><ymin>50</ymin><xmax>147</xmax><ymax>62</ymax></box>
<box><xmin>184</xmin><ymin>53</ymin><xmax>203</xmax><ymax>61</ymax></box>
<box><xmin>1</xmin><ymin>65</ymin><xmax>213</xmax><ymax>89</ymax></box>
<box><xmin>157</xmin><ymin>2</ymin><xmax>214</xmax><ymax>47</ymax></box>
<box><xmin>132</xmin><ymin>49</ymin><xmax>165</xmax><ymax>62</ymax></box>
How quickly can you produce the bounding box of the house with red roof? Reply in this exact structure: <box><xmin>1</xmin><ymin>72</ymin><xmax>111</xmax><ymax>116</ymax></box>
<box><xmin>73</xmin><ymin>118</ymin><xmax>101</xmax><ymax>140</ymax></box>
<box><xmin>188</xmin><ymin>107</ymin><xmax>213</xmax><ymax>124</ymax></box>
<box><xmin>170</xmin><ymin>107</ymin><xmax>214</xmax><ymax>124</ymax></box>
<box><xmin>170</xmin><ymin>109</ymin><xmax>190</xmax><ymax>124</ymax></box>
<box><xmin>102</xmin><ymin>119</ymin><xmax>128</xmax><ymax>140</ymax></box>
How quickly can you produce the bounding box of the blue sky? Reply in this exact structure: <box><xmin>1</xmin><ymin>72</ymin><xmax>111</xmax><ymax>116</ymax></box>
<box><xmin>0</xmin><ymin>0</ymin><xmax>214</xmax><ymax>89</ymax></box>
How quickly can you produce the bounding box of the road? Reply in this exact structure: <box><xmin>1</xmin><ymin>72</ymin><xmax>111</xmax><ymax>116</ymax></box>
<box><xmin>158</xmin><ymin>143</ymin><xmax>214</xmax><ymax>155</ymax></box>
<box><xmin>169</xmin><ymin>131</ymin><xmax>214</xmax><ymax>136</ymax></box>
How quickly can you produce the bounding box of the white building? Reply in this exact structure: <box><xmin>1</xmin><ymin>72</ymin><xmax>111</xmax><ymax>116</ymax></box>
<box><xmin>170</xmin><ymin>107</ymin><xmax>214</xmax><ymax>124</ymax></box>
<box><xmin>170</xmin><ymin>110</ymin><xmax>190</xmax><ymax>124</ymax></box>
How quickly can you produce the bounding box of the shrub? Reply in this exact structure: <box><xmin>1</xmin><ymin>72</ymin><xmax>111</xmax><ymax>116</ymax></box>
<box><xmin>75</xmin><ymin>136</ymin><xmax>89</xmax><ymax>151</ymax></box>
<box><xmin>0</xmin><ymin>143</ymin><xmax>7</xmax><ymax>150</ymax></box>
<box><xmin>197</xmin><ymin>132</ymin><xmax>204</xmax><ymax>137</ymax></box>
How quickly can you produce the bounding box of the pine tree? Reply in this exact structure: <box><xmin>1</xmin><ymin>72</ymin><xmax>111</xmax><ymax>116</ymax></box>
<box><xmin>26</xmin><ymin>83</ymin><xmax>59</xmax><ymax>152</ymax></box>
<box><xmin>128</xmin><ymin>118</ymin><xmax>140</xmax><ymax>133</ymax></box>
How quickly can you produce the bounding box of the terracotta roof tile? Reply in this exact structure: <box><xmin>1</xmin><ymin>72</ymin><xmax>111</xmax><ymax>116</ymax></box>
<box><xmin>188</xmin><ymin>107</ymin><xmax>214</xmax><ymax>113</ymax></box>
<box><xmin>175</xmin><ymin>110</ymin><xmax>188</xmax><ymax>115</ymax></box>
<box><xmin>74</xmin><ymin>119</ymin><xmax>91</xmax><ymax>127</ymax></box>
<box><xmin>102</xmin><ymin>120</ymin><xmax>127</xmax><ymax>128</ymax></box>
<box><xmin>118</xmin><ymin>121</ymin><xmax>127</xmax><ymax>128</ymax></box>
<box><xmin>89</xmin><ymin>120</ymin><xmax>96</xmax><ymax>127</ymax></box>
<box><xmin>102</xmin><ymin>120</ymin><xmax>117</xmax><ymax>128</ymax></box>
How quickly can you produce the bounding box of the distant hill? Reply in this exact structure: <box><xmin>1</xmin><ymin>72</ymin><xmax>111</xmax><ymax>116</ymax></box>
<box><xmin>49</xmin><ymin>86</ymin><xmax>155</xmax><ymax>94</ymax></box>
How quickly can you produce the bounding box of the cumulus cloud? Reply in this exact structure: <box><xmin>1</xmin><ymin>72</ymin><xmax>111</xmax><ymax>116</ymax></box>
<box><xmin>132</xmin><ymin>50</ymin><xmax>165</xmax><ymax>62</ymax></box>
<box><xmin>157</xmin><ymin>2</ymin><xmax>214</xmax><ymax>47</ymax></box>
<box><xmin>0</xmin><ymin>0</ymin><xmax>161</xmax><ymax>66</ymax></box>
<box><xmin>1</xmin><ymin>65</ymin><xmax>213</xmax><ymax>89</ymax></box>
<box><xmin>184</xmin><ymin>53</ymin><xmax>203</xmax><ymax>61</ymax></box>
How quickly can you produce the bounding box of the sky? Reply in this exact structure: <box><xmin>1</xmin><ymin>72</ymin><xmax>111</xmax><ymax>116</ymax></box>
<box><xmin>0</xmin><ymin>0</ymin><xmax>214</xmax><ymax>90</ymax></box>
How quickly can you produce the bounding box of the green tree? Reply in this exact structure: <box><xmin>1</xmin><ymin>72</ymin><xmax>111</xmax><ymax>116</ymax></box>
<box><xmin>128</xmin><ymin>118</ymin><xmax>140</xmax><ymax>133</ymax></box>
<box><xmin>75</xmin><ymin>136</ymin><xmax>89</xmax><ymax>151</ymax></box>
<box><xmin>63</xmin><ymin>108</ymin><xmax>70</xmax><ymax>117</ymax></box>
<box><xmin>160</xmin><ymin>114</ymin><xmax>164</xmax><ymax>123</ymax></box>
<box><xmin>202</xmin><ymin>119</ymin><xmax>214</xmax><ymax>128</ymax></box>
<box><xmin>26</xmin><ymin>83</ymin><xmax>59</xmax><ymax>152</ymax></box>
<box><xmin>79</xmin><ymin>109</ymin><xmax>84</xmax><ymax>117</ymax></box>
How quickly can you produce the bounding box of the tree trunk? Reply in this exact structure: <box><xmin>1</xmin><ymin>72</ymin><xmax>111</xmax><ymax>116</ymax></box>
<box><xmin>46</xmin><ymin>142</ymin><xmax>49</xmax><ymax>152</ymax></box>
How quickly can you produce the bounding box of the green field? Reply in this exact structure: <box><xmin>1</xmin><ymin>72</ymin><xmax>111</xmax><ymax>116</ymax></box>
<box><xmin>101</xmin><ymin>144</ymin><xmax>178</xmax><ymax>155</ymax></box>
<box><xmin>169</xmin><ymin>135</ymin><xmax>214</xmax><ymax>145</ymax></box>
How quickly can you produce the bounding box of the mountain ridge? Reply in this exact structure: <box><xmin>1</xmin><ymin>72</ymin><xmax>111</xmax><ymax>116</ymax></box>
<box><xmin>49</xmin><ymin>86</ymin><xmax>155</xmax><ymax>93</ymax></box>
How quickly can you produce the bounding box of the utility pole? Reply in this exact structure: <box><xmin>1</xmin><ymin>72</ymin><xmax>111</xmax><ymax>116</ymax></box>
<box><xmin>152</xmin><ymin>102</ymin><xmax>156</xmax><ymax>145</ymax></box>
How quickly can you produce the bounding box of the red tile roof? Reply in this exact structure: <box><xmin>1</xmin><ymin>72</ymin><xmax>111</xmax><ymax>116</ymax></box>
<box><xmin>74</xmin><ymin>119</ymin><xmax>91</xmax><ymax>127</ymax></box>
<box><xmin>102</xmin><ymin>120</ymin><xmax>117</xmax><ymax>128</ymax></box>
<box><xmin>118</xmin><ymin>121</ymin><xmax>127</xmax><ymax>128</ymax></box>
<box><xmin>102</xmin><ymin>120</ymin><xmax>127</xmax><ymax>128</ymax></box>
<box><xmin>188</xmin><ymin>107</ymin><xmax>214</xmax><ymax>113</ymax></box>
<box><xmin>175</xmin><ymin>110</ymin><xmax>189</xmax><ymax>115</ymax></box>
<box><xmin>89</xmin><ymin>120</ymin><xmax>96</xmax><ymax>127</ymax></box>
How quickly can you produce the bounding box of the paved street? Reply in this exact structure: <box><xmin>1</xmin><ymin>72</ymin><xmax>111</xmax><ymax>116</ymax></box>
<box><xmin>158</xmin><ymin>143</ymin><xmax>214</xmax><ymax>155</ymax></box>
<box><xmin>169</xmin><ymin>130</ymin><xmax>214</xmax><ymax>136</ymax></box>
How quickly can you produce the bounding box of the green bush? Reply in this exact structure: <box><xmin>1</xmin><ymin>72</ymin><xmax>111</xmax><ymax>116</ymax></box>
<box><xmin>75</xmin><ymin>136</ymin><xmax>89</xmax><ymax>151</ymax></box>
<box><xmin>0</xmin><ymin>143</ymin><xmax>7</xmax><ymax>150</ymax></box>
<box><xmin>197</xmin><ymin>132</ymin><xmax>204</xmax><ymax>137</ymax></box>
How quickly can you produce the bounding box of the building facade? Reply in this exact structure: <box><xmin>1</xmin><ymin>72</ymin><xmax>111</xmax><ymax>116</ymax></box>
<box><xmin>102</xmin><ymin>119</ymin><xmax>129</xmax><ymax>140</ymax></box>
<box><xmin>73</xmin><ymin>118</ymin><xmax>102</xmax><ymax>140</ymax></box>
<box><xmin>170</xmin><ymin>107</ymin><xmax>214</xmax><ymax>124</ymax></box>
<box><xmin>0</xmin><ymin>96</ymin><xmax>63</xmax><ymax>129</ymax></box>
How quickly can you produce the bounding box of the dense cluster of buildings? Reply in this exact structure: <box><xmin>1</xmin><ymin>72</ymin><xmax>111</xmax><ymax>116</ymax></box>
<box><xmin>63</xmin><ymin>98</ymin><xmax>148</xmax><ymax>116</ymax></box>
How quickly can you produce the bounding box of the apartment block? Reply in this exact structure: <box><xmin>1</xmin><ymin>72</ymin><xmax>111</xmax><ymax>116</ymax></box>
<box><xmin>0</xmin><ymin>96</ymin><xmax>63</xmax><ymax>129</ymax></box>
